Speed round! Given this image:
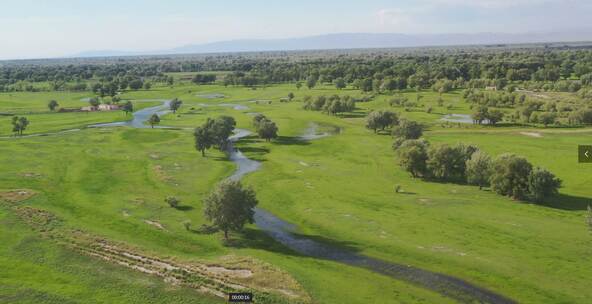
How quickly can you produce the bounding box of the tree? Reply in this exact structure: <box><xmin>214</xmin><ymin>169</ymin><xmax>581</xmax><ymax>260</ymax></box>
<box><xmin>334</xmin><ymin>77</ymin><xmax>346</xmax><ymax>89</ymax></box>
<box><xmin>486</xmin><ymin>109</ymin><xmax>504</xmax><ymax>125</ymax></box>
<box><xmin>89</xmin><ymin>97</ymin><xmax>100</xmax><ymax>107</ymax></box>
<box><xmin>490</xmin><ymin>154</ymin><xmax>533</xmax><ymax>200</ymax></box>
<box><xmin>129</xmin><ymin>79</ymin><xmax>143</xmax><ymax>90</ymax></box>
<box><xmin>48</xmin><ymin>100</ymin><xmax>59</xmax><ymax>111</ymax></box>
<box><xmin>11</xmin><ymin>116</ymin><xmax>30</xmax><ymax>136</ymax></box>
<box><xmin>203</xmin><ymin>180</ymin><xmax>258</xmax><ymax>240</ymax></box>
<box><xmin>366</xmin><ymin>111</ymin><xmax>398</xmax><ymax>133</ymax></box>
<box><xmin>306</xmin><ymin>76</ymin><xmax>317</xmax><ymax>89</ymax></box>
<box><xmin>466</xmin><ymin>151</ymin><xmax>493</xmax><ymax>189</ymax></box>
<box><xmin>527</xmin><ymin>167</ymin><xmax>562</xmax><ymax>202</ymax></box>
<box><xmin>252</xmin><ymin>113</ymin><xmax>267</xmax><ymax>127</ymax></box>
<box><xmin>539</xmin><ymin>112</ymin><xmax>557</xmax><ymax>127</ymax></box>
<box><xmin>211</xmin><ymin>116</ymin><xmax>236</xmax><ymax>150</ymax></box>
<box><xmin>122</xmin><ymin>101</ymin><xmax>134</xmax><ymax>115</ymax></box>
<box><xmin>148</xmin><ymin>114</ymin><xmax>160</xmax><ymax>128</ymax></box>
<box><xmin>143</xmin><ymin>82</ymin><xmax>152</xmax><ymax>90</ymax></box>
<box><xmin>427</xmin><ymin>144</ymin><xmax>477</xmax><ymax>182</ymax></box>
<box><xmin>256</xmin><ymin>119</ymin><xmax>279</xmax><ymax>141</ymax></box>
<box><xmin>169</xmin><ymin>98</ymin><xmax>183</xmax><ymax>113</ymax></box>
<box><xmin>472</xmin><ymin>106</ymin><xmax>489</xmax><ymax>124</ymax></box>
<box><xmin>194</xmin><ymin>123</ymin><xmax>214</xmax><ymax>157</ymax></box>
<box><xmin>296</xmin><ymin>82</ymin><xmax>302</xmax><ymax>90</ymax></box>
<box><xmin>397</xmin><ymin>139</ymin><xmax>429</xmax><ymax>178</ymax></box>
<box><xmin>392</xmin><ymin>119</ymin><xmax>423</xmax><ymax>140</ymax></box>
<box><xmin>287</xmin><ymin>92</ymin><xmax>295</xmax><ymax>101</ymax></box>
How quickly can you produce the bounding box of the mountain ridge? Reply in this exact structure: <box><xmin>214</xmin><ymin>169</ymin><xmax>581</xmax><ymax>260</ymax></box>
<box><xmin>74</xmin><ymin>31</ymin><xmax>592</xmax><ymax>58</ymax></box>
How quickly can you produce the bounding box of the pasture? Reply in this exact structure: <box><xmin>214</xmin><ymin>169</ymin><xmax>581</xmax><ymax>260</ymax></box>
<box><xmin>1</xmin><ymin>81</ymin><xmax>591</xmax><ymax>303</ymax></box>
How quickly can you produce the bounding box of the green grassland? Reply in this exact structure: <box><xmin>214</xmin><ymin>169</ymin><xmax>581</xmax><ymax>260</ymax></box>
<box><xmin>1</xmin><ymin>80</ymin><xmax>591</xmax><ymax>303</ymax></box>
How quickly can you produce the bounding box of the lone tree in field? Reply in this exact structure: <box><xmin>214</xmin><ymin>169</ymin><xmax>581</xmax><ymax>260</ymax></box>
<box><xmin>392</xmin><ymin>119</ymin><xmax>423</xmax><ymax>140</ymax></box>
<box><xmin>11</xmin><ymin>116</ymin><xmax>30</xmax><ymax>136</ymax></box>
<box><xmin>287</xmin><ymin>92</ymin><xmax>295</xmax><ymax>101</ymax></box>
<box><xmin>194</xmin><ymin>116</ymin><xmax>236</xmax><ymax>156</ymax></box>
<box><xmin>253</xmin><ymin>114</ymin><xmax>278</xmax><ymax>141</ymax></box>
<box><xmin>256</xmin><ymin>119</ymin><xmax>278</xmax><ymax>141</ymax></box>
<box><xmin>48</xmin><ymin>100</ymin><xmax>59</xmax><ymax>111</ymax></box>
<box><xmin>148</xmin><ymin>114</ymin><xmax>160</xmax><ymax>128</ymax></box>
<box><xmin>122</xmin><ymin>101</ymin><xmax>134</xmax><ymax>115</ymax></box>
<box><xmin>527</xmin><ymin>167</ymin><xmax>562</xmax><ymax>202</ymax></box>
<box><xmin>465</xmin><ymin>151</ymin><xmax>493</xmax><ymax>190</ymax></box>
<box><xmin>170</xmin><ymin>98</ymin><xmax>183</xmax><ymax>113</ymax></box>
<box><xmin>194</xmin><ymin>123</ymin><xmax>214</xmax><ymax>156</ymax></box>
<box><xmin>204</xmin><ymin>180</ymin><xmax>258</xmax><ymax>240</ymax></box>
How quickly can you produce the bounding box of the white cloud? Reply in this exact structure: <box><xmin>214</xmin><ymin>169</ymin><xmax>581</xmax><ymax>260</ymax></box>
<box><xmin>427</xmin><ymin>0</ymin><xmax>579</xmax><ymax>9</ymax></box>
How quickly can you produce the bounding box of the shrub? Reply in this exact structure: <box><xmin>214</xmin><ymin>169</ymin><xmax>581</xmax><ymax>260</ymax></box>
<box><xmin>527</xmin><ymin>167</ymin><xmax>562</xmax><ymax>202</ymax></box>
<box><xmin>165</xmin><ymin>196</ymin><xmax>180</xmax><ymax>208</ymax></box>
<box><xmin>490</xmin><ymin>154</ymin><xmax>532</xmax><ymax>200</ymax></box>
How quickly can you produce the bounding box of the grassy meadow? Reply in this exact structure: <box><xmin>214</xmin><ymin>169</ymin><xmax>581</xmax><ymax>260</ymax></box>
<box><xmin>1</xmin><ymin>80</ymin><xmax>591</xmax><ymax>303</ymax></box>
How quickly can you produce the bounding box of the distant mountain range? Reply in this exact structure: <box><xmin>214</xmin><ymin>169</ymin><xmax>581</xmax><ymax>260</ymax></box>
<box><xmin>74</xmin><ymin>31</ymin><xmax>592</xmax><ymax>58</ymax></box>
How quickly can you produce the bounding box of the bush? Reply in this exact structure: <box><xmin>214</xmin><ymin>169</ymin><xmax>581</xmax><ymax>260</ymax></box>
<box><xmin>426</xmin><ymin>143</ymin><xmax>477</xmax><ymax>182</ymax></box>
<box><xmin>527</xmin><ymin>167</ymin><xmax>562</xmax><ymax>202</ymax></box>
<box><xmin>396</xmin><ymin>139</ymin><xmax>429</xmax><ymax>177</ymax></box>
<box><xmin>490</xmin><ymin>154</ymin><xmax>532</xmax><ymax>200</ymax></box>
<box><xmin>392</xmin><ymin>119</ymin><xmax>423</xmax><ymax>140</ymax></box>
<box><xmin>465</xmin><ymin>151</ymin><xmax>493</xmax><ymax>189</ymax></box>
<box><xmin>165</xmin><ymin>196</ymin><xmax>180</xmax><ymax>208</ymax></box>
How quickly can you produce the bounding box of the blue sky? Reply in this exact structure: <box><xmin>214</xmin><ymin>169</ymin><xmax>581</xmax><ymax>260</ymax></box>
<box><xmin>0</xmin><ymin>0</ymin><xmax>591</xmax><ymax>59</ymax></box>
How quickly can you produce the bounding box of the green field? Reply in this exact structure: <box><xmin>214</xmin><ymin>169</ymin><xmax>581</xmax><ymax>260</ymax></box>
<box><xmin>1</xmin><ymin>81</ymin><xmax>591</xmax><ymax>303</ymax></box>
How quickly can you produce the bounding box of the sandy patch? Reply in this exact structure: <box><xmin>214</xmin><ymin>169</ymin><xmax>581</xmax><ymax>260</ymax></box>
<box><xmin>0</xmin><ymin>189</ymin><xmax>36</xmax><ymax>203</ymax></box>
<box><xmin>20</xmin><ymin>172</ymin><xmax>42</xmax><ymax>178</ymax></box>
<box><xmin>144</xmin><ymin>220</ymin><xmax>166</xmax><ymax>230</ymax></box>
<box><xmin>520</xmin><ymin>132</ymin><xmax>543</xmax><ymax>138</ymax></box>
<box><xmin>205</xmin><ymin>266</ymin><xmax>253</xmax><ymax>278</ymax></box>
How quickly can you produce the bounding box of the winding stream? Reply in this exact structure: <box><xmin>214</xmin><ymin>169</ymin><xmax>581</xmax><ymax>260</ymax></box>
<box><xmin>6</xmin><ymin>100</ymin><xmax>515</xmax><ymax>303</ymax></box>
<box><xmin>227</xmin><ymin>128</ymin><xmax>515</xmax><ymax>304</ymax></box>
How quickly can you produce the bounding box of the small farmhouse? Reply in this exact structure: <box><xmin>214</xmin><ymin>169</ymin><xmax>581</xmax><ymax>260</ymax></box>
<box><xmin>81</xmin><ymin>104</ymin><xmax>120</xmax><ymax>112</ymax></box>
<box><xmin>98</xmin><ymin>104</ymin><xmax>120</xmax><ymax>111</ymax></box>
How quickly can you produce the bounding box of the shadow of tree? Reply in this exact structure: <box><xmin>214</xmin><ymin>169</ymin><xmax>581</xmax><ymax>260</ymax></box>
<box><xmin>224</xmin><ymin>227</ymin><xmax>365</xmax><ymax>258</ymax></box>
<box><xmin>339</xmin><ymin>112</ymin><xmax>367</xmax><ymax>119</ymax></box>
<box><xmin>175</xmin><ymin>205</ymin><xmax>194</xmax><ymax>211</ymax></box>
<box><xmin>272</xmin><ymin>136</ymin><xmax>311</xmax><ymax>146</ymax></box>
<box><xmin>538</xmin><ymin>193</ymin><xmax>591</xmax><ymax>211</ymax></box>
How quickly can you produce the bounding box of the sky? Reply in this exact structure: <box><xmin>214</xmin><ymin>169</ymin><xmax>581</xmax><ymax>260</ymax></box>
<box><xmin>0</xmin><ymin>0</ymin><xmax>591</xmax><ymax>60</ymax></box>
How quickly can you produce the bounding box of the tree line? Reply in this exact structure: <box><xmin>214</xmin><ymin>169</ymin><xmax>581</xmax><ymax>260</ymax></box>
<box><xmin>3</xmin><ymin>47</ymin><xmax>592</xmax><ymax>94</ymax></box>
<box><xmin>394</xmin><ymin>135</ymin><xmax>561</xmax><ymax>203</ymax></box>
<box><xmin>303</xmin><ymin>95</ymin><xmax>356</xmax><ymax>115</ymax></box>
